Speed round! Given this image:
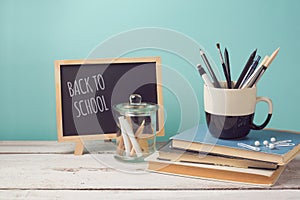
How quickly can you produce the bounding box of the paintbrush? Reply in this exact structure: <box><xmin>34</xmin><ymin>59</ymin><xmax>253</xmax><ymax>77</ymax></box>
<box><xmin>216</xmin><ymin>43</ymin><xmax>231</xmax><ymax>88</ymax></box>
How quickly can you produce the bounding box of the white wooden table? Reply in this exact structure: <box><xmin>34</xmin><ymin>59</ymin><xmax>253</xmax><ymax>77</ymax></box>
<box><xmin>0</xmin><ymin>141</ymin><xmax>299</xmax><ymax>200</ymax></box>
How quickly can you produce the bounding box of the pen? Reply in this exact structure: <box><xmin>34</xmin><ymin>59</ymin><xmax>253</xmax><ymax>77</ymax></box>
<box><xmin>239</xmin><ymin>55</ymin><xmax>261</xmax><ymax>88</ymax></box>
<box><xmin>224</xmin><ymin>48</ymin><xmax>232</xmax><ymax>89</ymax></box>
<box><xmin>197</xmin><ymin>64</ymin><xmax>214</xmax><ymax>87</ymax></box>
<box><xmin>250</xmin><ymin>48</ymin><xmax>280</xmax><ymax>87</ymax></box>
<box><xmin>216</xmin><ymin>43</ymin><xmax>230</xmax><ymax>88</ymax></box>
<box><xmin>240</xmin><ymin>56</ymin><xmax>269</xmax><ymax>89</ymax></box>
<box><xmin>245</xmin><ymin>55</ymin><xmax>261</xmax><ymax>81</ymax></box>
<box><xmin>234</xmin><ymin>49</ymin><xmax>257</xmax><ymax>88</ymax></box>
<box><xmin>199</xmin><ymin>49</ymin><xmax>221</xmax><ymax>88</ymax></box>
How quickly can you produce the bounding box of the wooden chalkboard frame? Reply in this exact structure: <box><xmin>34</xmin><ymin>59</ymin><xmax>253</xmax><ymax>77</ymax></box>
<box><xmin>55</xmin><ymin>57</ymin><xmax>164</xmax><ymax>154</ymax></box>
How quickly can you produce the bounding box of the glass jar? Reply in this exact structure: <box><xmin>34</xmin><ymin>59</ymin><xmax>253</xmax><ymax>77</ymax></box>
<box><xmin>113</xmin><ymin>94</ymin><xmax>159</xmax><ymax>162</ymax></box>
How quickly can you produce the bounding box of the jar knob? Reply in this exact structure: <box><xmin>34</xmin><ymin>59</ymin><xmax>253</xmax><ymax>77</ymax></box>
<box><xmin>129</xmin><ymin>94</ymin><xmax>142</xmax><ymax>105</ymax></box>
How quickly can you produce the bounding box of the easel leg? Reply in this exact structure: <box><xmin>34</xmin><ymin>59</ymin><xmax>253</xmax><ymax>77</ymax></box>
<box><xmin>74</xmin><ymin>140</ymin><xmax>84</xmax><ymax>155</ymax></box>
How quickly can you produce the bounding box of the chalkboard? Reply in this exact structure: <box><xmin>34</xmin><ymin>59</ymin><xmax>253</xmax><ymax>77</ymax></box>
<box><xmin>55</xmin><ymin>57</ymin><xmax>164</xmax><ymax>142</ymax></box>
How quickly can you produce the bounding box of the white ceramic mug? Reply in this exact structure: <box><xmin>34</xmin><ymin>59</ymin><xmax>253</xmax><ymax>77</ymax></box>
<box><xmin>204</xmin><ymin>84</ymin><xmax>273</xmax><ymax>139</ymax></box>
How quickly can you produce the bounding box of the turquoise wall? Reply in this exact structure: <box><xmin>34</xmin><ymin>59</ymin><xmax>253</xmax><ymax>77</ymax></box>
<box><xmin>0</xmin><ymin>0</ymin><xmax>299</xmax><ymax>141</ymax></box>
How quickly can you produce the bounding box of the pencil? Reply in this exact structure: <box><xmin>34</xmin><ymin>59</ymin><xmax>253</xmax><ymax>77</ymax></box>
<box><xmin>197</xmin><ymin>64</ymin><xmax>214</xmax><ymax>87</ymax></box>
<box><xmin>250</xmin><ymin>48</ymin><xmax>280</xmax><ymax>86</ymax></box>
<box><xmin>200</xmin><ymin>49</ymin><xmax>221</xmax><ymax>88</ymax></box>
<box><xmin>240</xmin><ymin>56</ymin><xmax>269</xmax><ymax>89</ymax></box>
<box><xmin>120</xmin><ymin>117</ymin><xmax>143</xmax><ymax>157</ymax></box>
<box><xmin>264</xmin><ymin>48</ymin><xmax>280</xmax><ymax>67</ymax></box>
<box><xmin>134</xmin><ymin>120</ymin><xmax>145</xmax><ymax>137</ymax></box>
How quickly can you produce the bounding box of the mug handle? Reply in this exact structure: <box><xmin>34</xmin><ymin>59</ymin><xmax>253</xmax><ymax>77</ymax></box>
<box><xmin>251</xmin><ymin>97</ymin><xmax>273</xmax><ymax>130</ymax></box>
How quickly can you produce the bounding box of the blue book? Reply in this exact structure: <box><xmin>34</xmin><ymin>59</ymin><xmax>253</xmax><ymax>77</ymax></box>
<box><xmin>170</xmin><ymin>125</ymin><xmax>300</xmax><ymax>164</ymax></box>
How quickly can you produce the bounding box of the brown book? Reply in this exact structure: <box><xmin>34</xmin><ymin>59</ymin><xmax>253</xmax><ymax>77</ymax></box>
<box><xmin>171</xmin><ymin>126</ymin><xmax>300</xmax><ymax>164</ymax></box>
<box><xmin>146</xmin><ymin>153</ymin><xmax>286</xmax><ymax>186</ymax></box>
<box><xmin>158</xmin><ymin>142</ymin><xmax>278</xmax><ymax>170</ymax></box>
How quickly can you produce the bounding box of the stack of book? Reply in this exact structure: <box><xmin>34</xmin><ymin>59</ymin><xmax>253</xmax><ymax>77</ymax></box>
<box><xmin>146</xmin><ymin>125</ymin><xmax>300</xmax><ymax>186</ymax></box>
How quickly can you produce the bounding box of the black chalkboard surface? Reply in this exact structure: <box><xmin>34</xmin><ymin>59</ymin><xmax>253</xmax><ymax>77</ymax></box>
<box><xmin>55</xmin><ymin>57</ymin><xmax>164</xmax><ymax>143</ymax></box>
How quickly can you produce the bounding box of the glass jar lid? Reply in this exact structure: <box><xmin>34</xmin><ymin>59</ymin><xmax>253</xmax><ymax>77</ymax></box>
<box><xmin>113</xmin><ymin>94</ymin><xmax>159</xmax><ymax>116</ymax></box>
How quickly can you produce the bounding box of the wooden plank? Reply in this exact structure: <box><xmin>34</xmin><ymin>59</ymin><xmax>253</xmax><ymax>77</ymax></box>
<box><xmin>0</xmin><ymin>141</ymin><xmax>115</xmax><ymax>154</ymax></box>
<box><xmin>0</xmin><ymin>141</ymin><xmax>299</xmax><ymax>190</ymax></box>
<box><xmin>0</xmin><ymin>153</ymin><xmax>299</xmax><ymax>190</ymax></box>
<box><xmin>0</xmin><ymin>141</ymin><xmax>73</xmax><ymax>154</ymax></box>
<box><xmin>0</xmin><ymin>190</ymin><xmax>299</xmax><ymax>200</ymax></box>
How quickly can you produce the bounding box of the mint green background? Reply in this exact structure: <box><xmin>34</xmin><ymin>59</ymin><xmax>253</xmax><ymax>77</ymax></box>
<box><xmin>0</xmin><ymin>0</ymin><xmax>299</xmax><ymax>141</ymax></box>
